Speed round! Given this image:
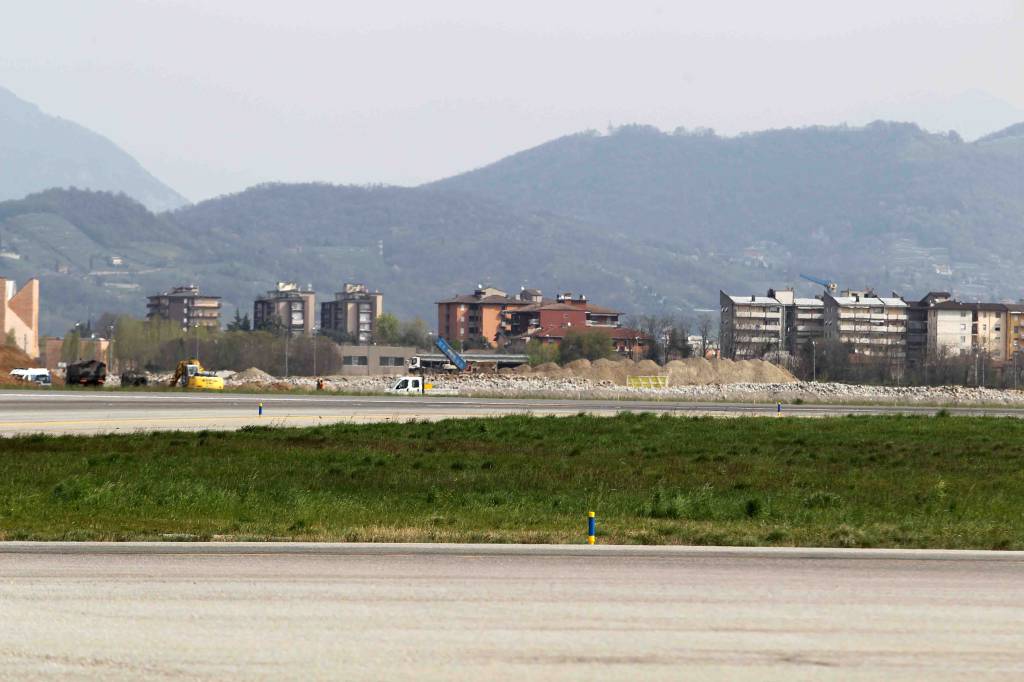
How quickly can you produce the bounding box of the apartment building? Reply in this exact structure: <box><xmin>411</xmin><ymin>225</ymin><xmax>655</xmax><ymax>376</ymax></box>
<box><xmin>496</xmin><ymin>291</ymin><xmax>647</xmax><ymax>356</ymax></box>
<box><xmin>719</xmin><ymin>291</ymin><xmax>785</xmax><ymax>360</ymax></box>
<box><xmin>320</xmin><ymin>283</ymin><xmax>383</xmax><ymax>344</ymax></box>
<box><xmin>906</xmin><ymin>292</ymin><xmax>952</xmax><ymax>363</ymax></box>
<box><xmin>927</xmin><ymin>301</ymin><xmax>1012</xmax><ymax>363</ymax></box>
<box><xmin>254</xmin><ymin>282</ymin><xmax>316</xmax><ymax>336</ymax></box>
<box><xmin>500</xmin><ymin>292</ymin><xmax>621</xmax><ymax>338</ymax></box>
<box><xmin>436</xmin><ymin>286</ymin><xmax>531</xmax><ymax>348</ymax></box>
<box><xmin>1</xmin><ymin>277</ymin><xmax>39</xmax><ymax>358</ymax></box>
<box><xmin>146</xmin><ymin>285</ymin><xmax>222</xmax><ymax>330</ymax></box>
<box><xmin>1005</xmin><ymin>304</ymin><xmax>1024</xmax><ymax>361</ymax></box>
<box><xmin>769</xmin><ymin>288</ymin><xmax>826</xmax><ymax>355</ymax></box>
<box><xmin>823</xmin><ymin>291</ymin><xmax>908</xmax><ymax>358</ymax></box>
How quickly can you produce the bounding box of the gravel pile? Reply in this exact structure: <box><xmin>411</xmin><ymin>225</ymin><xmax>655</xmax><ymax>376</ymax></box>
<box><xmin>230</xmin><ymin>367</ymin><xmax>274</xmax><ymax>384</ymax></box>
<box><xmin>96</xmin><ymin>361</ymin><xmax>1024</xmax><ymax>407</ymax></box>
<box><xmin>513</xmin><ymin>357</ymin><xmax>796</xmax><ymax>385</ymax></box>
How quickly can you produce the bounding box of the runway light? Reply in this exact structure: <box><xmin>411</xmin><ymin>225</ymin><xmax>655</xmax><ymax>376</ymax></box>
<box><xmin>588</xmin><ymin>511</ymin><xmax>596</xmax><ymax>545</ymax></box>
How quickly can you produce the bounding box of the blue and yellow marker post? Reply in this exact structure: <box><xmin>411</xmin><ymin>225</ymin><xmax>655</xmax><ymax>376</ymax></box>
<box><xmin>587</xmin><ymin>511</ymin><xmax>596</xmax><ymax>545</ymax></box>
<box><xmin>258</xmin><ymin>401</ymin><xmax>263</xmax><ymax>417</ymax></box>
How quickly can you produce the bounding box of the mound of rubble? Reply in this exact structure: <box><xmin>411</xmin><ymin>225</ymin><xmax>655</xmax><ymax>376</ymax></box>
<box><xmin>231</xmin><ymin>367</ymin><xmax>273</xmax><ymax>383</ymax></box>
<box><xmin>507</xmin><ymin>357</ymin><xmax>796</xmax><ymax>386</ymax></box>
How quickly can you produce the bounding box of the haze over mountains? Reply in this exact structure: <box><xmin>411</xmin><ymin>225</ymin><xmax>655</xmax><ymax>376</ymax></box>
<box><xmin>0</xmin><ymin>87</ymin><xmax>186</xmax><ymax>212</ymax></box>
<box><xmin>0</xmin><ymin>86</ymin><xmax>1022</xmax><ymax>337</ymax></box>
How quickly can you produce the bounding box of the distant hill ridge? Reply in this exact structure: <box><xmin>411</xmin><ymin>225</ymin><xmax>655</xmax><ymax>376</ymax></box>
<box><xmin>0</xmin><ymin>86</ymin><xmax>187</xmax><ymax>211</ymax></box>
<box><xmin>1</xmin><ymin>119</ymin><xmax>1023</xmax><ymax>336</ymax></box>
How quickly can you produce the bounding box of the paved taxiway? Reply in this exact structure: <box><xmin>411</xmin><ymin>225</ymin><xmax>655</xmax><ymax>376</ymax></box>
<box><xmin>0</xmin><ymin>543</ymin><xmax>1021</xmax><ymax>680</ymax></box>
<box><xmin>1</xmin><ymin>389</ymin><xmax>1023</xmax><ymax>435</ymax></box>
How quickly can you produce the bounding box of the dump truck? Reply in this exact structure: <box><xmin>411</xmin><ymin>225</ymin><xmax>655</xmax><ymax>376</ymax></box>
<box><xmin>407</xmin><ymin>337</ymin><xmax>527</xmax><ymax>373</ymax></box>
<box><xmin>66</xmin><ymin>360</ymin><xmax>107</xmax><ymax>386</ymax></box>
<box><xmin>169</xmin><ymin>358</ymin><xmax>225</xmax><ymax>390</ymax></box>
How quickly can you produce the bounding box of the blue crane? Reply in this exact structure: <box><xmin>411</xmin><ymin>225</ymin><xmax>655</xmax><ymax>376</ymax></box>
<box><xmin>799</xmin><ymin>273</ymin><xmax>838</xmax><ymax>293</ymax></box>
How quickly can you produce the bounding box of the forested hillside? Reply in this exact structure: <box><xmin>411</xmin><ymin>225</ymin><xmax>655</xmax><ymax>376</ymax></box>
<box><xmin>1</xmin><ymin>185</ymin><xmax>734</xmax><ymax>334</ymax></box>
<box><xmin>2</xmin><ymin>120</ymin><xmax>1023</xmax><ymax>336</ymax></box>
<box><xmin>435</xmin><ymin>122</ymin><xmax>1024</xmax><ymax>302</ymax></box>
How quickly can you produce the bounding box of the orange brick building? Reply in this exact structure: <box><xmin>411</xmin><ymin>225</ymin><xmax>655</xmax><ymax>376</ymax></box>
<box><xmin>437</xmin><ymin>286</ymin><xmax>649</xmax><ymax>355</ymax></box>
<box><xmin>436</xmin><ymin>287</ymin><xmax>529</xmax><ymax>348</ymax></box>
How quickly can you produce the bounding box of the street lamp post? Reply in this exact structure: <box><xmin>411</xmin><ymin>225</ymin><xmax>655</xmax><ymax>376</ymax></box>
<box><xmin>811</xmin><ymin>339</ymin><xmax>816</xmax><ymax>382</ymax></box>
<box><xmin>108</xmin><ymin>324</ymin><xmax>114</xmax><ymax>372</ymax></box>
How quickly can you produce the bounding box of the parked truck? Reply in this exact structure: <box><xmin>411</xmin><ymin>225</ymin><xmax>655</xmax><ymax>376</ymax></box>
<box><xmin>66</xmin><ymin>360</ymin><xmax>107</xmax><ymax>386</ymax></box>
<box><xmin>408</xmin><ymin>337</ymin><xmax>527</xmax><ymax>373</ymax></box>
<box><xmin>388</xmin><ymin>375</ymin><xmax>459</xmax><ymax>396</ymax></box>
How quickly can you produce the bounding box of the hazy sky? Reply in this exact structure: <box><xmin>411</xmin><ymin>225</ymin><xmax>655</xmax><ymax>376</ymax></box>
<box><xmin>2</xmin><ymin>0</ymin><xmax>1022</xmax><ymax>202</ymax></box>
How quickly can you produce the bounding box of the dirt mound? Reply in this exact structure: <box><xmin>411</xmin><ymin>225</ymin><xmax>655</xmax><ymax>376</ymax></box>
<box><xmin>545</xmin><ymin>356</ymin><xmax>797</xmax><ymax>386</ymax></box>
<box><xmin>232</xmin><ymin>367</ymin><xmax>275</xmax><ymax>383</ymax></box>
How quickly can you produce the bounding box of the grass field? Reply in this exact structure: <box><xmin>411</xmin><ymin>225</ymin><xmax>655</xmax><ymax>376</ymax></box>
<box><xmin>1</xmin><ymin>413</ymin><xmax>1023</xmax><ymax>548</ymax></box>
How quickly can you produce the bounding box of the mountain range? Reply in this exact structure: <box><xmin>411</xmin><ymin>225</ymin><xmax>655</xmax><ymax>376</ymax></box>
<box><xmin>0</xmin><ymin>87</ymin><xmax>186</xmax><ymax>211</ymax></box>
<box><xmin>0</xmin><ymin>86</ymin><xmax>1022</xmax><ymax>337</ymax></box>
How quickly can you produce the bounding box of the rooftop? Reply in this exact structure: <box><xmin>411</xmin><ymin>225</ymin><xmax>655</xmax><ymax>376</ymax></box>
<box><xmin>725</xmin><ymin>294</ymin><xmax>782</xmax><ymax>306</ymax></box>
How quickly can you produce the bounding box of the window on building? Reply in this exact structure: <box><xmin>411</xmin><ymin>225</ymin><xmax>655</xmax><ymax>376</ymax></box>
<box><xmin>342</xmin><ymin>356</ymin><xmax>369</xmax><ymax>366</ymax></box>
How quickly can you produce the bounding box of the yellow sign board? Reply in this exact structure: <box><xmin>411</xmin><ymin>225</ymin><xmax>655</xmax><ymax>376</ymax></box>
<box><xmin>626</xmin><ymin>376</ymin><xmax>669</xmax><ymax>389</ymax></box>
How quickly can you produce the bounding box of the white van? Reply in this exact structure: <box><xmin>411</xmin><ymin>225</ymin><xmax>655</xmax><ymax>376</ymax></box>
<box><xmin>9</xmin><ymin>368</ymin><xmax>52</xmax><ymax>386</ymax></box>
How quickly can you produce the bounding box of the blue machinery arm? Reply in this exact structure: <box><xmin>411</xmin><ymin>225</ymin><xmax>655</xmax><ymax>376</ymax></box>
<box><xmin>434</xmin><ymin>337</ymin><xmax>468</xmax><ymax>371</ymax></box>
<box><xmin>799</xmin><ymin>273</ymin><xmax>838</xmax><ymax>292</ymax></box>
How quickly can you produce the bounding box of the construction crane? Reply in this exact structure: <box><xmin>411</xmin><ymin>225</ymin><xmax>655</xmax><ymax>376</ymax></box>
<box><xmin>799</xmin><ymin>273</ymin><xmax>838</xmax><ymax>293</ymax></box>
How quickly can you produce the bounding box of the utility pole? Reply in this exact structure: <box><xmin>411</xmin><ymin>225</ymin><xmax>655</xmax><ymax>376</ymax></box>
<box><xmin>811</xmin><ymin>339</ymin><xmax>816</xmax><ymax>382</ymax></box>
<box><xmin>285</xmin><ymin>331</ymin><xmax>290</xmax><ymax>378</ymax></box>
<box><xmin>108</xmin><ymin>324</ymin><xmax>114</xmax><ymax>372</ymax></box>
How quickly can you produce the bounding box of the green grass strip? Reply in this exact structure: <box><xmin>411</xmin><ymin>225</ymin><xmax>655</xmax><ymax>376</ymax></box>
<box><xmin>1</xmin><ymin>413</ymin><xmax>1023</xmax><ymax>548</ymax></box>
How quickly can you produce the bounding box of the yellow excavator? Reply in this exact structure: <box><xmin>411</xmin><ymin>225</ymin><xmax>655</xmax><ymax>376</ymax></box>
<box><xmin>169</xmin><ymin>358</ymin><xmax>225</xmax><ymax>390</ymax></box>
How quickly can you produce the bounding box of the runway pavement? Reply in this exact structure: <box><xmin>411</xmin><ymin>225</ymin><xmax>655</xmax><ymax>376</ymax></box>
<box><xmin>1</xmin><ymin>389</ymin><xmax>1023</xmax><ymax>436</ymax></box>
<box><xmin>0</xmin><ymin>542</ymin><xmax>1021</xmax><ymax>680</ymax></box>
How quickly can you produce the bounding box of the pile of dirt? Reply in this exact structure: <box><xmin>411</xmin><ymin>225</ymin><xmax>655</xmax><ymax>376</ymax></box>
<box><xmin>0</xmin><ymin>346</ymin><xmax>37</xmax><ymax>385</ymax></box>
<box><xmin>508</xmin><ymin>356</ymin><xmax>796</xmax><ymax>386</ymax></box>
<box><xmin>231</xmin><ymin>367</ymin><xmax>275</xmax><ymax>383</ymax></box>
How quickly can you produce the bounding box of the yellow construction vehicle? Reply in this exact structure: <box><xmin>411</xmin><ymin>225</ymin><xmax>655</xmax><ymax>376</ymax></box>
<box><xmin>169</xmin><ymin>358</ymin><xmax>225</xmax><ymax>390</ymax></box>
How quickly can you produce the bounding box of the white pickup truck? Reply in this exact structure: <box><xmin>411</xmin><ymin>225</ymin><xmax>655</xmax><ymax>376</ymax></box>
<box><xmin>388</xmin><ymin>376</ymin><xmax>459</xmax><ymax>396</ymax></box>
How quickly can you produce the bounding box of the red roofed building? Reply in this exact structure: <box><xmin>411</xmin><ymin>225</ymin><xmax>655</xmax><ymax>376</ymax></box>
<box><xmin>499</xmin><ymin>290</ymin><xmax>649</xmax><ymax>357</ymax></box>
<box><xmin>437</xmin><ymin>286</ymin><xmax>650</xmax><ymax>355</ymax></box>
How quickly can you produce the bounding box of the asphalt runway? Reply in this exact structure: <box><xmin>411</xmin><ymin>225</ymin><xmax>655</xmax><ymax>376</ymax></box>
<box><xmin>0</xmin><ymin>543</ymin><xmax>1021</xmax><ymax>680</ymax></box>
<box><xmin>1</xmin><ymin>389</ymin><xmax>1023</xmax><ymax>436</ymax></box>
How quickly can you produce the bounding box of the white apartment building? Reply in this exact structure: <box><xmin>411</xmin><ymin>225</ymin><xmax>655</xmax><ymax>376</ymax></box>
<box><xmin>927</xmin><ymin>302</ymin><xmax>1007</xmax><ymax>361</ymax></box>
<box><xmin>720</xmin><ymin>291</ymin><xmax>784</xmax><ymax>359</ymax></box>
<box><xmin>823</xmin><ymin>291</ymin><xmax>908</xmax><ymax>358</ymax></box>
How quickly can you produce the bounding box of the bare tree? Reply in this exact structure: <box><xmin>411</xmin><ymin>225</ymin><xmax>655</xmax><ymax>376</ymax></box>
<box><xmin>697</xmin><ymin>314</ymin><xmax>715</xmax><ymax>358</ymax></box>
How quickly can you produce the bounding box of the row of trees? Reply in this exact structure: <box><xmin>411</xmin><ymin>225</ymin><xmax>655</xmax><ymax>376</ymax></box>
<box><xmin>63</xmin><ymin>312</ymin><xmax>434</xmax><ymax>375</ymax></box>
<box><xmin>525</xmin><ymin>330</ymin><xmax>615</xmax><ymax>366</ymax></box>
<box><xmin>784</xmin><ymin>340</ymin><xmax>1024</xmax><ymax>388</ymax></box>
<box><xmin>225</xmin><ymin>310</ymin><xmax>433</xmax><ymax>348</ymax></box>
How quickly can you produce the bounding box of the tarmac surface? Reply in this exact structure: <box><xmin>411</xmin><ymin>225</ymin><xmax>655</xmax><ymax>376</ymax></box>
<box><xmin>1</xmin><ymin>389</ymin><xmax>1023</xmax><ymax>435</ymax></box>
<box><xmin>0</xmin><ymin>543</ymin><xmax>1021</xmax><ymax>680</ymax></box>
